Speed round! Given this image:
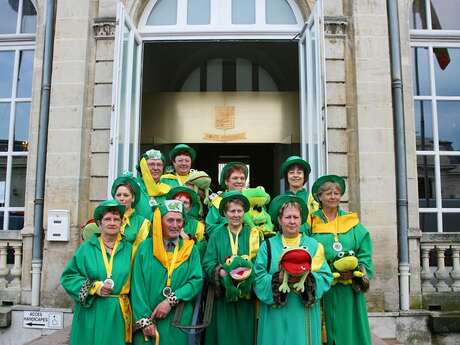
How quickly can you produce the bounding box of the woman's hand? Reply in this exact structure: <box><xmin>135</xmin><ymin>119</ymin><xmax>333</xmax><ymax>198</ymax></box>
<box><xmin>151</xmin><ymin>299</ymin><xmax>172</xmax><ymax>319</ymax></box>
<box><xmin>219</xmin><ymin>268</ymin><xmax>227</xmax><ymax>278</ymax></box>
<box><xmin>99</xmin><ymin>282</ymin><xmax>113</xmax><ymax>296</ymax></box>
<box><xmin>142</xmin><ymin>324</ymin><xmax>157</xmax><ymax>338</ymax></box>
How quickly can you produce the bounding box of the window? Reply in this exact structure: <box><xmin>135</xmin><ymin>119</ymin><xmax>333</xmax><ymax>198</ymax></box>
<box><xmin>140</xmin><ymin>0</ymin><xmax>303</xmax><ymax>38</ymax></box>
<box><xmin>0</xmin><ymin>0</ymin><xmax>36</xmax><ymax>231</ymax></box>
<box><xmin>411</xmin><ymin>1</ymin><xmax>460</xmax><ymax>233</ymax></box>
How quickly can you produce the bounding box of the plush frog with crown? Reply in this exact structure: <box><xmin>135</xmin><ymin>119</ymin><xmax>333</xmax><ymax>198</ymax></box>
<box><xmin>242</xmin><ymin>186</ymin><xmax>275</xmax><ymax>238</ymax></box>
<box><xmin>221</xmin><ymin>255</ymin><xmax>254</xmax><ymax>302</ymax></box>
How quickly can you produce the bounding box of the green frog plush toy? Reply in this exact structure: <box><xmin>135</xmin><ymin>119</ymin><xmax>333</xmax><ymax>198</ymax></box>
<box><xmin>278</xmin><ymin>247</ymin><xmax>312</xmax><ymax>294</ymax></box>
<box><xmin>242</xmin><ymin>186</ymin><xmax>275</xmax><ymax>238</ymax></box>
<box><xmin>222</xmin><ymin>255</ymin><xmax>254</xmax><ymax>302</ymax></box>
<box><xmin>331</xmin><ymin>250</ymin><xmax>369</xmax><ymax>292</ymax></box>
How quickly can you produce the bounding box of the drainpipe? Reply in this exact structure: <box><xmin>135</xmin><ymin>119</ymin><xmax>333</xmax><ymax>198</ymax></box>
<box><xmin>386</xmin><ymin>0</ymin><xmax>410</xmax><ymax>311</ymax></box>
<box><xmin>32</xmin><ymin>0</ymin><xmax>56</xmax><ymax>307</ymax></box>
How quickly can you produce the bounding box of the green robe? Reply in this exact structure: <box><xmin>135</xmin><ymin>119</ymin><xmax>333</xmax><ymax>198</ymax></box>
<box><xmin>310</xmin><ymin>209</ymin><xmax>374</xmax><ymax>345</ymax></box>
<box><xmin>122</xmin><ymin>211</ymin><xmax>150</xmax><ymax>244</ymax></box>
<box><xmin>131</xmin><ymin>239</ymin><xmax>203</xmax><ymax>345</ymax></box>
<box><xmin>160</xmin><ymin>173</ymin><xmax>189</xmax><ymax>189</ymax></box>
<box><xmin>60</xmin><ymin>235</ymin><xmax>132</xmax><ymax>345</ymax></box>
<box><xmin>254</xmin><ymin>233</ymin><xmax>332</xmax><ymax>345</ymax></box>
<box><xmin>204</xmin><ymin>202</ymin><xmax>225</xmax><ymax>237</ymax></box>
<box><xmin>135</xmin><ymin>177</ymin><xmax>167</xmax><ymax>220</ymax></box>
<box><xmin>202</xmin><ymin>224</ymin><xmax>259</xmax><ymax>345</ymax></box>
<box><xmin>183</xmin><ymin>215</ymin><xmax>207</xmax><ymax>258</ymax></box>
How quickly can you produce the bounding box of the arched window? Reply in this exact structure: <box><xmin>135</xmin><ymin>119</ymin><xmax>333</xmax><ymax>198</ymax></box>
<box><xmin>0</xmin><ymin>0</ymin><xmax>36</xmax><ymax>230</ymax></box>
<box><xmin>410</xmin><ymin>0</ymin><xmax>460</xmax><ymax>233</ymax></box>
<box><xmin>140</xmin><ymin>0</ymin><xmax>303</xmax><ymax>38</ymax></box>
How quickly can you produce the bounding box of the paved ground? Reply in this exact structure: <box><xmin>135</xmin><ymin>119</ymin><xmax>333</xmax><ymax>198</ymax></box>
<box><xmin>24</xmin><ymin>328</ymin><xmax>401</xmax><ymax>345</ymax></box>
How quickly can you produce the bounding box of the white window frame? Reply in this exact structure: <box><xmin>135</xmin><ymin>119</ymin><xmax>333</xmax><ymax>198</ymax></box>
<box><xmin>410</xmin><ymin>0</ymin><xmax>460</xmax><ymax>233</ymax></box>
<box><xmin>139</xmin><ymin>0</ymin><xmax>304</xmax><ymax>40</ymax></box>
<box><xmin>298</xmin><ymin>0</ymin><xmax>327</xmax><ymax>186</ymax></box>
<box><xmin>0</xmin><ymin>0</ymin><xmax>36</xmax><ymax>230</ymax></box>
<box><xmin>108</xmin><ymin>2</ymin><xmax>143</xmax><ymax>193</ymax></box>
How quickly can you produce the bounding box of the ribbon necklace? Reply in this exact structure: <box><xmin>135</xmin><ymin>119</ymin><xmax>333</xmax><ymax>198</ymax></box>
<box><xmin>162</xmin><ymin>242</ymin><xmax>179</xmax><ymax>297</ymax></box>
<box><xmin>227</xmin><ymin>226</ymin><xmax>242</xmax><ymax>257</ymax></box>
<box><xmin>99</xmin><ymin>236</ymin><xmax>121</xmax><ymax>289</ymax></box>
<box><xmin>322</xmin><ymin>210</ymin><xmax>343</xmax><ymax>252</ymax></box>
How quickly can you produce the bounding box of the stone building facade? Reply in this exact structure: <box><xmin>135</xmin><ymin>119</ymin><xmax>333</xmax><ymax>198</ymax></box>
<box><xmin>1</xmin><ymin>0</ymin><xmax>459</xmax><ymax>343</ymax></box>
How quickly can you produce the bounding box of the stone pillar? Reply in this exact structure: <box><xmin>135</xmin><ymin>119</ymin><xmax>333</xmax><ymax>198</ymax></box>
<box><xmin>420</xmin><ymin>244</ymin><xmax>435</xmax><ymax>292</ymax></box>
<box><xmin>434</xmin><ymin>245</ymin><xmax>450</xmax><ymax>292</ymax></box>
<box><xmin>346</xmin><ymin>0</ymin><xmax>399</xmax><ymax>311</ymax></box>
<box><xmin>450</xmin><ymin>245</ymin><xmax>460</xmax><ymax>292</ymax></box>
<box><xmin>9</xmin><ymin>242</ymin><xmax>23</xmax><ymax>288</ymax></box>
<box><xmin>39</xmin><ymin>0</ymin><xmax>97</xmax><ymax>307</ymax></box>
<box><xmin>0</xmin><ymin>242</ymin><xmax>8</xmax><ymax>289</ymax></box>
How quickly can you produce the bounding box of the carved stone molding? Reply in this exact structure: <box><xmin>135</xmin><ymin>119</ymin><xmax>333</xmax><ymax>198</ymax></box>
<box><xmin>325</xmin><ymin>16</ymin><xmax>348</xmax><ymax>37</ymax></box>
<box><xmin>93</xmin><ymin>17</ymin><xmax>117</xmax><ymax>40</ymax></box>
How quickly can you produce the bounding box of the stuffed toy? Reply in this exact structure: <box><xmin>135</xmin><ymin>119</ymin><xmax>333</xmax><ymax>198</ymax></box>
<box><xmin>184</xmin><ymin>171</ymin><xmax>212</xmax><ymax>217</ymax></box>
<box><xmin>331</xmin><ymin>250</ymin><xmax>369</xmax><ymax>292</ymax></box>
<box><xmin>278</xmin><ymin>247</ymin><xmax>312</xmax><ymax>293</ymax></box>
<box><xmin>221</xmin><ymin>255</ymin><xmax>254</xmax><ymax>302</ymax></box>
<box><xmin>242</xmin><ymin>186</ymin><xmax>275</xmax><ymax>238</ymax></box>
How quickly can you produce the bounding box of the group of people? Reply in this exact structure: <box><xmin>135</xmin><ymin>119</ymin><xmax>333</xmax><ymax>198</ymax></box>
<box><xmin>61</xmin><ymin>144</ymin><xmax>374</xmax><ymax>345</ymax></box>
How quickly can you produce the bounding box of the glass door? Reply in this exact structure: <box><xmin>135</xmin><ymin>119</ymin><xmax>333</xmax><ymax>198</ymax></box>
<box><xmin>298</xmin><ymin>0</ymin><xmax>326</xmax><ymax>186</ymax></box>
<box><xmin>108</xmin><ymin>2</ymin><xmax>143</xmax><ymax>191</ymax></box>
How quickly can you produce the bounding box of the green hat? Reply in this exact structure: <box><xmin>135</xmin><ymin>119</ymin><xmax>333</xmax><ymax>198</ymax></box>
<box><xmin>166</xmin><ymin>186</ymin><xmax>200</xmax><ymax>217</ymax></box>
<box><xmin>280</xmin><ymin>156</ymin><xmax>311</xmax><ymax>177</ymax></box>
<box><xmin>159</xmin><ymin>199</ymin><xmax>185</xmax><ymax>217</ymax></box>
<box><xmin>94</xmin><ymin>199</ymin><xmax>126</xmax><ymax>223</ymax></box>
<box><xmin>218</xmin><ymin>191</ymin><xmax>250</xmax><ymax>217</ymax></box>
<box><xmin>268</xmin><ymin>195</ymin><xmax>308</xmax><ymax>225</ymax></box>
<box><xmin>311</xmin><ymin>175</ymin><xmax>346</xmax><ymax>202</ymax></box>
<box><xmin>169</xmin><ymin>144</ymin><xmax>196</xmax><ymax>162</ymax></box>
<box><xmin>219</xmin><ymin>162</ymin><xmax>248</xmax><ymax>190</ymax></box>
<box><xmin>111</xmin><ymin>172</ymin><xmax>141</xmax><ymax>207</ymax></box>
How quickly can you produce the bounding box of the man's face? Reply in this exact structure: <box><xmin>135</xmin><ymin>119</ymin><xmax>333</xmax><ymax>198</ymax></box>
<box><xmin>162</xmin><ymin>212</ymin><xmax>184</xmax><ymax>240</ymax></box>
<box><xmin>173</xmin><ymin>154</ymin><xmax>192</xmax><ymax>176</ymax></box>
<box><xmin>147</xmin><ymin>159</ymin><xmax>164</xmax><ymax>181</ymax></box>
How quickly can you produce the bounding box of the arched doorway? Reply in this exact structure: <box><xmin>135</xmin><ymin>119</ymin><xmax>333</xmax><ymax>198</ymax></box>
<box><xmin>109</xmin><ymin>0</ymin><xmax>326</xmax><ymax>195</ymax></box>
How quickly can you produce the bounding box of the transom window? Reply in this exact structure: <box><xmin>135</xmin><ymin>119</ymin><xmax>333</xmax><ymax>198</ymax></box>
<box><xmin>140</xmin><ymin>0</ymin><xmax>303</xmax><ymax>38</ymax></box>
<box><xmin>411</xmin><ymin>0</ymin><xmax>460</xmax><ymax>233</ymax></box>
<box><xmin>0</xmin><ymin>0</ymin><xmax>36</xmax><ymax>231</ymax></box>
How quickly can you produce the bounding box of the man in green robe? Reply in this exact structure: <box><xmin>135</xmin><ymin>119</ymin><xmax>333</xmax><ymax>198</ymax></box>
<box><xmin>310</xmin><ymin>175</ymin><xmax>374</xmax><ymax>345</ymax></box>
<box><xmin>135</xmin><ymin>149</ymin><xmax>171</xmax><ymax>219</ymax></box>
<box><xmin>161</xmin><ymin>144</ymin><xmax>197</xmax><ymax>188</ymax></box>
<box><xmin>166</xmin><ymin>186</ymin><xmax>207</xmax><ymax>256</ymax></box>
<box><xmin>254</xmin><ymin>195</ymin><xmax>333</xmax><ymax>345</ymax></box>
<box><xmin>61</xmin><ymin>200</ymin><xmax>133</xmax><ymax>345</ymax></box>
<box><xmin>131</xmin><ymin>200</ymin><xmax>203</xmax><ymax>345</ymax></box>
<box><xmin>202</xmin><ymin>191</ymin><xmax>261</xmax><ymax>345</ymax></box>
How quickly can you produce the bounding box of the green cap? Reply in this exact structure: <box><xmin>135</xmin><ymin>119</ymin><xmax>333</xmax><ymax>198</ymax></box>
<box><xmin>218</xmin><ymin>191</ymin><xmax>250</xmax><ymax>217</ymax></box>
<box><xmin>166</xmin><ymin>186</ymin><xmax>200</xmax><ymax>218</ymax></box>
<box><xmin>268</xmin><ymin>195</ymin><xmax>308</xmax><ymax>225</ymax></box>
<box><xmin>169</xmin><ymin>144</ymin><xmax>196</xmax><ymax>162</ymax></box>
<box><xmin>94</xmin><ymin>199</ymin><xmax>126</xmax><ymax>223</ymax></box>
<box><xmin>111</xmin><ymin>172</ymin><xmax>141</xmax><ymax>207</ymax></box>
<box><xmin>280</xmin><ymin>156</ymin><xmax>311</xmax><ymax>177</ymax></box>
<box><xmin>159</xmin><ymin>199</ymin><xmax>185</xmax><ymax>217</ymax></box>
<box><xmin>137</xmin><ymin>149</ymin><xmax>165</xmax><ymax>176</ymax></box>
<box><xmin>219</xmin><ymin>162</ymin><xmax>248</xmax><ymax>190</ymax></box>
<box><xmin>311</xmin><ymin>175</ymin><xmax>346</xmax><ymax>202</ymax></box>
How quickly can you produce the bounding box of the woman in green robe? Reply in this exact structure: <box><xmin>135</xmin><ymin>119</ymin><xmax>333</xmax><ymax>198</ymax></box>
<box><xmin>205</xmin><ymin>162</ymin><xmax>248</xmax><ymax>236</ymax></box>
<box><xmin>131</xmin><ymin>200</ymin><xmax>203</xmax><ymax>345</ymax></box>
<box><xmin>161</xmin><ymin>144</ymin><xmax>197</xmax><ymax>188</ymax></box>
<box><xmin>202</xmin><ymin>191</ymin><xmax>261</xmax><ymax>345</ymax></box>
<box><xmin>166</xmin><ymin>186</ymin><xmax>206</xmax><ymax>256</ymax></box>
<box><xmin>310</xmin><ymin>175</ymin><xmax>374</xmax><ymax>345</ymax></box>
<box><xmin>280</xmin><ymin>156</ymin><xmax>319</xmax><ymax>228</ymax></box>
<box><xmin>61</xmin><ymin>200</ymin><xmax>133</xmax><ymax>345</ymax></box>
<box><xmin>254</xmin><ymin>195</ymin><xmax>332</xmax><ymax>345</ymax></box>
<box><xmin>111</xmin><ymin>173</ymin><xmax>152</xmax><ymax>255</ymax></box>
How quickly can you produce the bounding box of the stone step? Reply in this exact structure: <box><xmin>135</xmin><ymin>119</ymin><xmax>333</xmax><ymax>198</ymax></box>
<box><xmin>372</xmin><ymin>333</ymin><xmax>403</xmax><ymax>345</ymax></box>
<box><xmin>23</xmin><ymin>326</ymin><xmax>70</xmax><ymax>345</ymax></box>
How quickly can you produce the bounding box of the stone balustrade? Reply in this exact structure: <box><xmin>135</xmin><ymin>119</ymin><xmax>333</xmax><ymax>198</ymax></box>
<box><xmin>0</xmin><ymin>233</ymin><xmax>22</xmax><ymax>304</ymax></box>
<box><xmin>420</xmin><ymin>234</ymin><xmax>460</xmax><ymax>293</ymax></box>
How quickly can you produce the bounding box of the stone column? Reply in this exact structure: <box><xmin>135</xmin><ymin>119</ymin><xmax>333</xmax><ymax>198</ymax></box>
<box><xmin>0</xmin><ymin>242</ymin><xmax>8</xmax><ymax>289</ymax></box>
<box><xmin>9</xmin><ymin>242</ymin><xmax>23</xmax><ymax>288</ymax></box>
<box><xmin>450</xmin><ymin>245</ymin><xmax>460</xmax><ymax>292</ymax></box>
<box><xmin>434</xmin><ymin>245</ymin><xmax>450</xmax><ymax>292</ymax></box>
